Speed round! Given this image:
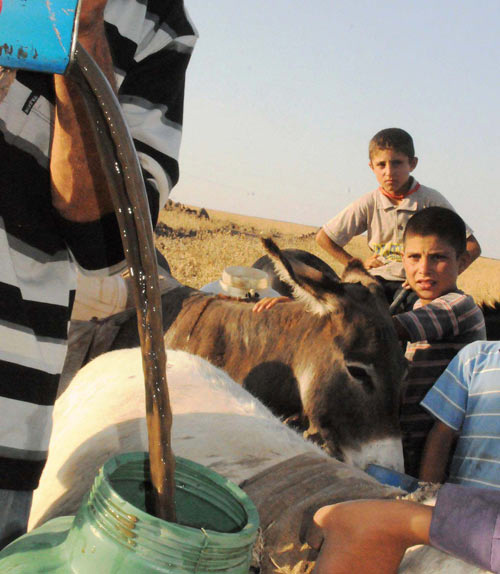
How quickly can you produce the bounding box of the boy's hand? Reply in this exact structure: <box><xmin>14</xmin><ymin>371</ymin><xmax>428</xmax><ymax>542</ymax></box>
<box><xmin>252</xmin><ymin>296</ymin><xmax>291</xmax><ymax>313</ymax></box>
<box><xmin>364</xmin><ymin>253</ymin><xmax>384</xmax><ymax>270</ymax></box>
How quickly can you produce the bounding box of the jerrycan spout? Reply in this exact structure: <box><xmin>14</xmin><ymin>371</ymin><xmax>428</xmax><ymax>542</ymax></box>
<box><xmin>0</xmin><ymin>0</ymin><xmax>81</xmax><ymax>74</ymax></box>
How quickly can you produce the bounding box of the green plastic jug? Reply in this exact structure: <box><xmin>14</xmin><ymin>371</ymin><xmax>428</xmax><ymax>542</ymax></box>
<box><xmin>0</xmin><ymin>452</ymin><xmax>260</xmax><ymax>573</ymax></box>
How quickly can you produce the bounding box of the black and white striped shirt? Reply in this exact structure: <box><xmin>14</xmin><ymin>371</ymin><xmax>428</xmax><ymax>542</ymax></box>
<box><xmin>0</xmin><ymin>0</ymin><xmax>197</xmax><ymax>490</ymax></box>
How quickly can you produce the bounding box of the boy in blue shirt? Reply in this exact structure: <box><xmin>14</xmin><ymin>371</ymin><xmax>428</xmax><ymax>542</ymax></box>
<box><xmin>420</xmin><ymin>340</ymin><xmax>500</xmax><ymax>489</ymax></box>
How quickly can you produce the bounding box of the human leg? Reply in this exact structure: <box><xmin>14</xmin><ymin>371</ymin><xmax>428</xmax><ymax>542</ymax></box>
<box><xmin>0</xmin><ymin>489</ymin><xmax>33</xmax><ymax>550</ymax></box>
<box><xmin>310</xmin><ymin>499</ymin><xmax>432</xmax><ymax>574</ymax></box>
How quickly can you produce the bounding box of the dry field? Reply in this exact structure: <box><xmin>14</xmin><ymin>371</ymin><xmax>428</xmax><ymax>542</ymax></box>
<box><xmin>155</xmin><ymin>202</ymin><xmax>500</xmax><ymax>305</ymax></box>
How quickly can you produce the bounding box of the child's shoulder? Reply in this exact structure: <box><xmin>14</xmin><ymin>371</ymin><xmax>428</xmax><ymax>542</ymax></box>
<box><xmin>428</xmin><ymin>290</ymin><xmax>479</xmax><ymax>312</ymax></box>
<box><xmin>357</xmin><ymin>187</ymin><xmax>380</xmax><ymax>205</ymax></box>
<box><xmin>429</xmin><ymin>291</ymin><xmax>485</xmax><ymax>335</ymax></box>
<box><xmin>434</xmin><ymin>289</ymin><xmax>471</xmax><ymax>302</ymax></box>
<box><xmin>338</xmin><ymin>188</ymin><xmax>380</xmax><ymax>214</ymax></box>
<box><xmin>411</xmin><ymin>183</ymin><xmax>453</xmax><ymax>206</ymax></box>
<box><xmin>403</xmin><ymin>290</ymin><xmax>481</xmax><ymax>325</ymax></box>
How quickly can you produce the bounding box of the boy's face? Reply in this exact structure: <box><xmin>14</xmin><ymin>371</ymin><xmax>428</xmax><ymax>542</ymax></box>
<box><xmin>403</xmin><ymin>234</ymin><xmax>466</xmax><ymax>305</ymax></box>
<box><xmin>369</xmin><ymin>148</ymin><xmax>418</xmax><ymax>196</ymax></box>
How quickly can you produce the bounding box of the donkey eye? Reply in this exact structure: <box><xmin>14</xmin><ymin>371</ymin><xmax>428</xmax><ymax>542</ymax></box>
<box><xmin>346</xmin><ymin>364</ymin><xmax>375</xmax><ymax>391</ymax></box>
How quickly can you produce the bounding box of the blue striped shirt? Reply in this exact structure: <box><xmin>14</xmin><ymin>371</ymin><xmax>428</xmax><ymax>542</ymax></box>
<box><xmin>422</xmin><ymin>341</ymin><xmax>500</xmax><ymax>490</ymax></box>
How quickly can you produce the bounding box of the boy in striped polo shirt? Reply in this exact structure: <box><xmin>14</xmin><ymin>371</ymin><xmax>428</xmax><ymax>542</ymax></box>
<box><xmin>420</xmin><ymin>340</ymin><xmax>500</xmax><ymax>489</ymax></box>
<box><xmin>392</xmin><ymin>207</ymin><xmax>486</xmax><ymax>477</ymax></box>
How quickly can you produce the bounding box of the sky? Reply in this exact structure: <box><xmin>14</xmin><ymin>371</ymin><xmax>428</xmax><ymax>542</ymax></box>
<box><xmin>171</xmin><ymin>1</ymin><xmax>500</xmax><ymax>260</ymax></box>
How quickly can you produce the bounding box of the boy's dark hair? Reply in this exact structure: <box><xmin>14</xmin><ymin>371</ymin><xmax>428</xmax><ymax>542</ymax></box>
<box><xmin>369</xmin><ymin>128</ymin><xmax>415</xmax><ymax>159</ymax></box>
<box><xmin>404</xmin><ymin>207</ymin><xmax>466</xmax><ymax>256</ymax></box>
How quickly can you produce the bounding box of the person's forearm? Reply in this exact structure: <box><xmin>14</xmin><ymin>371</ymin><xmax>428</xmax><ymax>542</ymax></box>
<box><xmin>316</xmin><ymin>229</ymin><xmax>353</xmax><ymax>266</ymax></box>
<box><xmin>419</xmin><ymin>422</ymin><xmax>456</xmax><ymax>483</ymax></box>
<box><xmin>51</xmin><ymin>3</ymin><xmax>117</xmax><ymax>222</ymax></box>
<box><xmin>311</xmin><ymin>499</ymin><xmax>433</xmax><ymax>574</ymax></box>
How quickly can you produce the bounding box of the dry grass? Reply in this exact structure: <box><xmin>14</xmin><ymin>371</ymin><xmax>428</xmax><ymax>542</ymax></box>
<box><xmin>155</xmin><ymin>203</ymin><xmax>500</xmax><ymax>304</ymax></box>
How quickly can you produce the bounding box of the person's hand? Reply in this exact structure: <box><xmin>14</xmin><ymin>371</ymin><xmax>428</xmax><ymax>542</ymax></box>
<box><xmin>0</xmin><ymin>67</ymin><xmax>16</xmax><ymax>104</ymax></box>
<box><xmin>363</xmin><ymin>253</ymin><xmax>384</xmax><ymax>270</ymax></box>
<box><xmin>252</xmin><ymin>296</ymin><xmax>291</xmax><ymax>313</ymax></box>
<box><xmin>77</xmin><ymin>0</ymin><xmax>108</xmax><ymax>36</ymax></box>
<box><xmin>402</xmin><ymin>279</ymin><xmax>411</xmax><ymax>290</ymax></box>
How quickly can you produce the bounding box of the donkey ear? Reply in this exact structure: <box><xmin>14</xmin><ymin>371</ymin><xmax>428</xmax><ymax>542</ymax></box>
<box><xmin>341</xmin><ymin>259</ymin><xmax>385</xmax><ymax>299</ymax></box>
<box><xmin>261</xmin><ymin>238</ymin><xmax>345</xmax><ymax>316</ymax></box>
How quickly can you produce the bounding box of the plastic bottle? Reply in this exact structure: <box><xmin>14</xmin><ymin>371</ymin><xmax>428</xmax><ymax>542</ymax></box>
<box><xmin>201</xmin><ymin>266</ymin><xmax>281</xmax><ymax>299</ymax></box>
<box><xmin>0</xmin><ymin>452</ymin><xmax>259</xmax><ymax>573</ymax></box>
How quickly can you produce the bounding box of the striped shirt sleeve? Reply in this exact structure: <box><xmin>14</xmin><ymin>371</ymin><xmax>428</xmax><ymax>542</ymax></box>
<box><xmin>420</xmin><ymin>344</ymin><xmax>475</xmax><ymax>431</ymax></box>
<box><xmin>105</xmin><ymin>1</ymin><xmax>198</xmax><ymax>226</ymax></box>
<box><xmin>393</xmin><ymin>292</ymin><xmax>481</xmax><ymax>343</ymax></box>
<box><xmin>322</xmin><ymin>191</ymin><xmax>371</xmax><ymax>246</ymax></box>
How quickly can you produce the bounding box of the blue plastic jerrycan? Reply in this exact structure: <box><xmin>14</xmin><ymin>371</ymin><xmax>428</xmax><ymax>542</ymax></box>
<box><xmin>0</xmin><ymin>0</ymin><xmax>81</xmax><ymax>74</ymax></box>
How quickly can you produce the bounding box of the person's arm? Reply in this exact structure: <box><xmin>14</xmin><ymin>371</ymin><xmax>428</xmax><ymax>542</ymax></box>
<box><xmin>51</xmin><ymin>0</ymin><xmax>117</xmax><ymax>222</ymax></box>
<box><xmin>392</xmin><ymin>316</ymin><xmax>410</xmax><ymax>341</ymax></box>
<box><xmin>316</xmin><ymin>228</ymin><xmax>354</xmax><ymax>267</ymax></box>
<box><xmin>391</xmin><ymin>293</ymin><xmax>477</xmax><ymax>344</ymax></box>
<box><xmin>310</xmin><ymin>486</ymin><xmax>500</xmax><ymax>574</ymax></box>
<box><xmin>309</xmin><ymin>499</ymin><xmax>433</xmax><ymax>574</ymax></box>
<box><xmin>252</xmin><ymin>296</ymin><xmax>291</xmax><ymax>313</ymax></box>
<box><xmin>51</xmin><ymin>1</ymin><xmax>196</xmax><ymax>272</ymax></box>
<box><xmin>363</xmin><ymin>252</ymin><xmax>385</xmax><ymax>270</ymax></box>
<box><xmin>419</xmin><ymin>420</ymin><xmax>458</xmax><ymax>483</ymax></box>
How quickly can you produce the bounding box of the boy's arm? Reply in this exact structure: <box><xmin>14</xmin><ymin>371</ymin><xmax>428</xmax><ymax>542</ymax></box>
<box><xmin>419</xmin><ymin>420</ymin><xmax>458</xmax><ymax>483</ymax></box>
<box><xmin>392</xmin><ymin>293</ymin><xmax>482</xmax><ymax>344</ymax></box>
<box><xmin>252</xmin><ymin>296</ymin><xmax>291</xmax><ymax>313</ymax></box>
<box><xmin>392</xmin><ymin>316</ymin><xmax>410</xmax><ymax>341</ymax></box>
<box><xmin>316</xmin><ymin>228</ymin><xmax>354</xmax><ymax>266</ymax></box>
<box><xmin>317</xmin><ymin>193</ymin><xmax>371</xmax><ymax>267</ymax></box>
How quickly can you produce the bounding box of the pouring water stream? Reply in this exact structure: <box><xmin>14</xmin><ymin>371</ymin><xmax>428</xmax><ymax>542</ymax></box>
<box><xmin>65</xmin><ymin>42</ymin><xmax>176</xmax><ymax>522</ymax></box>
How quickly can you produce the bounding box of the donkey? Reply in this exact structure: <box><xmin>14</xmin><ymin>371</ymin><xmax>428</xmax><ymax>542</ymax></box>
<box><xmin>106</xmin><ymin>238</ymin><xmax>407</xmax><ymax>470</ymax></box>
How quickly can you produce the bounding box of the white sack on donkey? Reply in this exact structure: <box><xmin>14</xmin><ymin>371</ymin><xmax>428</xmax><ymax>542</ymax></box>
<box><xmin>30</xmin><ymin>348</ymin><xmax>486</xmax><ymax>573</ymax></box>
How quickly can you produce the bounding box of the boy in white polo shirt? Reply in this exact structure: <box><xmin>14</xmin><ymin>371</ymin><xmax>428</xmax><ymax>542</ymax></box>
<box><xmin>316</xmin><ymin>128</ymin><xmax>481</xmax><ymax>304</ymax></box>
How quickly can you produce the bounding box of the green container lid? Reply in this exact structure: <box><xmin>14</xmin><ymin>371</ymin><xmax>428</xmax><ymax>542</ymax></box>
<box><xmin>0</xmin><ymin>452</ymin><xmax>259</xmax><ymax>573</ymax></box>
